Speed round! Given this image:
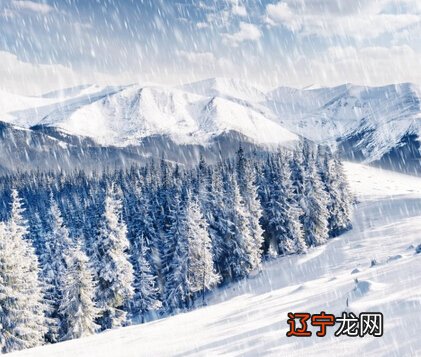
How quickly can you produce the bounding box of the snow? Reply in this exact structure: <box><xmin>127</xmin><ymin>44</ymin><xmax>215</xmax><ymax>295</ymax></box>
<box><xmin>0</xmin><ymin>89</ymin><xmax>55</xmax><ymax>121</ymax></box>
<box><xmin>1</xmin><ymin>85</ymin><xmax>127</xmax><ymax>128</ymax></box>
<box><xmin>13</xmin><ymin>162</ymin><xmax>421</xmax><ymax>356</ymax></box>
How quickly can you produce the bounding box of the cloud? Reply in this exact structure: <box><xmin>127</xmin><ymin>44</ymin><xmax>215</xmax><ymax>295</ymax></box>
<box><xmin>273</xmin><ymin>44</ymin><xmax>421</xmax><ymax>88</ymax></box>
<box><xmin>196</xmin><ymin>22</ymin><xmax>209</xmax><ymax>29</ymax></box>
<box><xmin>266</xmin><ymin>0</ymin><xmax>421</xmax><ymax>39</ymax></box>
<box><xmin>176</xmin><ymin>50</ymin><xmax>216</xmax><ymax>65</ymax></box>
<box><xmin>0</xmin><ymin>51</ymin><xmax>127</xmax><ymax>96</ymax></box>
<box><xmin>1</xmin><ymin>8</ymin><xmax>16</xmax><ymax>18</ymax></box>
<box><xmin>198</xmin><ymin>0</ymin><xmax>248</xmax><ymax>29</ymax></box>
<box><xmin>222</xmin><ymin>22</ymin><xmax>262</xmax><ymax>47</ymax></box>
<box><xmin>232</xmin><ymin>4</ymin><xmax>247</xmax><ymax>17</ymax></box>
<box><xmin>266</xmin><ymin>2</ymin><xmax>301</xmax><ymax>31</ymax></box>
<box><xmin>12</xmin><ymin>0</ymin><xmax>53</xmax><ymax>14</ymax></box>
<box><xmin>174</xmin><ymin>49</ymin><xmax>237</xmax><ymax>75</ymax></box>
<box><xmin>206</xmin><ymin>9</ymin><xmax>230</xmax><ymax>28</ymax></box>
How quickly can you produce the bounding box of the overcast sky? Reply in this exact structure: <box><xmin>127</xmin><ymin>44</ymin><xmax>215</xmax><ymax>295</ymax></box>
<box><xmin>1</xmin><ymin>0</ymin><xmax>421</xmax><ymax>95</ymax></box>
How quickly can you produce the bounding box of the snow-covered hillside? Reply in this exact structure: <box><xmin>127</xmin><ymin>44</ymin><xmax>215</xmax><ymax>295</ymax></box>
<box><xmin>2</xmin><ymin>85</ymin><xmax>126</xmax><ymax>129</ymax></box>
<box><xmin>13</xmin><ymin>162</ymin><xmax>421</xmax><ymax>357</ymax></box>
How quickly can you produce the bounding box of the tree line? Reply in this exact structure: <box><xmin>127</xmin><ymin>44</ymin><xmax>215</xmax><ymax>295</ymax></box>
<box><xmin>0</xmin><ymin>141</ymin><xmax>353</xmax><ymax>353</ymax></box>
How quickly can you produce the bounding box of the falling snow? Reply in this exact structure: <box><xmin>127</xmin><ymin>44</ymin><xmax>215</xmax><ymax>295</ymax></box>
<box><xmin>1</xmin><ymin>0</ymin><xmax>421</xmax><ymax>356</ymax></box>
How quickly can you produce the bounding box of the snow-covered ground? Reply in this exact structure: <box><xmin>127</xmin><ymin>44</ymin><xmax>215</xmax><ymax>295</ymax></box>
<box><xmin>14</xmin><ymin>162</ymin><xmax>421</xmax><ymax>357</ymax></box>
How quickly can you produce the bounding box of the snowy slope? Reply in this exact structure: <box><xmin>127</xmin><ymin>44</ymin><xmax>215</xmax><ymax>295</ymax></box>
<box><xmin>14</xmin><ymin>163</ymin><xmax>421</xmax><ymax>356</ymax></box>
<box><xmin>2</xmin><ymin>85</ymin><xmax>127</xmax><ymax>128</ymax></box>
<box><xmin>0</xmin><ymin>89</ymin><xmax>56</xmax><ymax>121</ymax></box>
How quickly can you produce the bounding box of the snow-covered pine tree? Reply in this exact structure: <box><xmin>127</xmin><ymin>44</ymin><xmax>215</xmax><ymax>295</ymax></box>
<box><xmin>58</xmin><ymin>242</ymin><xmax>99</xmax><ymax>341</ymax></box>
<box><xmin>162</xmin><ymin>192</ymin><xmax>190</xmax><ymax>312</ymax></box>
<box><xmin>27</xmin><ymin>211</ymin><xmax>45</xmax><ymax>256</ymax></box>
<box><xmin>127</xmin><ymin>183</ymin><xmax>162</xmax><ymax>323</ymax></box>
<box><xmin>301</xmin><ymin>145</ymin><xmax>330</xmax><ymax>246</ymax></box>
<box><xmin>40</xmin><ymin>194</ymin><xmax>73</xmax><ymax>343</ymax></box>
<box><xmin>92</xmin><ymin>183</ymin><xmax>134</xmax><ymax>330</ymax></box>
<box><xmin>145</xmin><ymin>160</ymin><xmax>160</xmax><ymax>192</ymax></box>
<box><xmin>290</xmin><ymin>141</ymin><xmax>306</xmax><ymax>197</ymax></box>
<box><xmin>207</xmin><ymin>163</ymin><xmax>228</xmax><ymax>272</ymax></box>
<box><xmin>8</xmin><ymin>189</ymin><xmax>28</xmax><ymax>242</ymax></box>
<box><xmin>256</xmin><ymin>154</ymin><xmax>270</xmax><ymax>204</ymax></box>
<box><xmin>317</xmin><ymin>146</ymin><xmax>353</xmax><ymax>237</ymax></box>
<box><xmin>332</xmin><ymin>150</ymin><xmax>353</xmax><ymax>235</ymax></box>
<box><xmin>83</xmin><ymin>183</ymin><xmax>108</xmax><ymax>258</ymax></box>
<box><xmin>235</xmin><ymin>146</ymin><xmax>264</xmax><ymax>270</ymax></box>
<box><xmin>184</xmin><ymin>193</ymin><xmax>220</xmax><ymax>298</ymax></box>
<box><xmin>265</xmin><ymin>151</ymin><xmax>307</xmax><ymax>255</ymax></box>
<box><xmin>195</xmin><ymin>155</ymin><xmax>212</xmax><ymax>226</ymax></box>
<box><xmin>156</xmin><ymin>159</ymin><xmax>178</xmax><ymax>252</ymax></box>
<box><xmin>0</xmin><ymin>190</ymin><xmax>47</xmax><ymax>353</ymax></box>
<box><xmin>220</xmin><ymin>175</ymin><xmax>256</xmax><ymax>281</ymax></box>
<box><xmin>164</xmin><ymin>190</ymin><xmax>220</xmax><ymax>311</ymax></box>
<box><xmin>130</xmin><ymin>235</ymin><xmax>162</xmax><ymax>323</ymax></box>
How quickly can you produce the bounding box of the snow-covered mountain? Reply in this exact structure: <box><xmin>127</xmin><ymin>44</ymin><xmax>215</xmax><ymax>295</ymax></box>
<box><xmin>33</xmin><ymin>85</ymin><xmax>296</xmax><ymax>147</ymax></box>
<box><xmin>2</xmin><ymin>78</ymin><xmax>421</xmax><ymax>173</ymax></box>
<box><xmin>267</xmin><ymin>82</ymin><xmax>421</xmax><ymax>173</ymax></box>
<box><xmin>2</xmin><ymin>80</ymin><xmax>296</xmax><ymax>147</ymax></box>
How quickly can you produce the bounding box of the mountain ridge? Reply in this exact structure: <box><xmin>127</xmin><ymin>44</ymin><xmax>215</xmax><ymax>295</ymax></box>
<box><xmin>2</xmin><ymin>78</ymin><xmax>421</xmax><ymax>173</ymax></box>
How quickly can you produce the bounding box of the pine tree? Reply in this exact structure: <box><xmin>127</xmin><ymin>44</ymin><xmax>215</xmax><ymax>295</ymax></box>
<box><xmin>332</xmin><ymin>152</ymin><xmax>353</xmax><ymax>235</ymax></box>
<box><xmin>302</xmin><ymin>147</ymin><xmax>330</xmax><ymax>246</ymax></box>
<box><xmin>184</xmin><ymin>194</ymin><xmax>220</xmax><ymax>297</ymax></box>
<box><xmin>58</xmin><ymin>242</ymin><xmax>99</xmax><ymax>341</ymax></box>
<box><xmin>27</xmin><ymin>211</ymin><xmax>45</xmax><ymax>256</ymax></box>
<box><xmin>207</xmin><ymin>164</ymin><xmax>227</xmax><ymax>272</ymax></box>
<box><xmin>40</xmin><ymin>194</ymin><xmax>73</xmax><ymax>342</ymax></box>
<box><xmin>92</xmin><ymin>184</ymin><xmax>134</xmax><ymax>330</ymax></box>
<box><xmin>265</xmin><ymin>151</ymin><xmax>307</xmax><ymax>255</ymax></box>
<box><xmin>130</xmin><ymin>236</ymin><xmax>162</xmax><ymax>322</ymax></box>
<box><xmin>317</xmin><ymin>146</ymin><xmax>353</xmax><ymax>237</ymax></box>
<box><xmin>220</xmin><ymin>176</ymin><xmax>256</xmax><ymax>281</ymax></box>
<box><xmin>126</xmin><ymin>181</ymin><xmax>162</xmax><ymax>323</ymax></box>
<box><xmin>290</xmin><ymin>142</ymin><xmax>306</xmax><ymax>197</ymax></box>
<box><xmin>0</xmin><ymin>190</ymin><xmax>47</xmax><ymax>353</ymax></box>
<box><xmin>162</xmin><ymin>193</ymin><xmax>190</xmax><ymax>312</ymax></box>
<box><xmin>128</xmin><ymin>183</ymin><xmax>161</xmax><ymax>281</ymax></box>
<box><xmin>236</xmin><ymin>147</ymin><xmax>264</xmax><ymax>270</ymax></box>
<box><xmin>195</xmin><ymin>155</ymin><xmax>212</xmax><ymax>227</ymax></box>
